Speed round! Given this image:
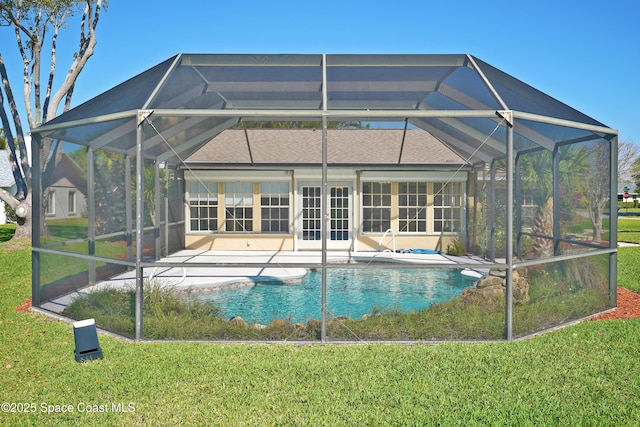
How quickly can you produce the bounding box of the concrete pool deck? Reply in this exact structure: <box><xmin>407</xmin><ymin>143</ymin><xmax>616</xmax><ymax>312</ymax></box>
<box><xmin>41</xmin><ymin>249</ymin><xmax>495</xmax><ymax>314</ymax></box>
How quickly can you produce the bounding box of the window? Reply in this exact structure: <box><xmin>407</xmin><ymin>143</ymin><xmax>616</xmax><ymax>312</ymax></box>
<box><xmin>188</xmin><ymin>182</ymin><xmax>218</xmax><ymax>232</ymax></box>
<box><xmin>46</xmin><ymin>191</ymin><xmax>55</xmax><ymax>215</ymax></box>
<box><xmin>225</xmin><ymin>182</ymin><xmax>253</xmax><ymax>232</ymax></box>
<box><xmin>362</xmin><ymin>182</ymin><xmax>391</xmax><ymax>233</ymax></box>
<box><xmin>398</xmin><ymin>182</ymin><xmax>427</xmax><ymax>233</ymax></box>
<box><xmin>260</xmin><ymin>182</ymin><xmax>289</xmax><ymax>233</ymax></box>
<box><xmin>68</xmin><ymin>191</ymin><xmax>76</xmax><ymax>215</ymax></box>
<box><xmin>433</xmin><ymin>182</ymin><xmax>463</xmax><ymax>232</ymax></box>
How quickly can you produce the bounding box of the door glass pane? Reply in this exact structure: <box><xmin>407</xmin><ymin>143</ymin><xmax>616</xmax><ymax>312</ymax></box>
<box><xmin>330</xmin><ymin>186</ymin><xmax>349</xmax><ymax>241</ymax></box>
<box><xmin>302</xmin><ymin>186</ymin><xmax>321</xmax><ymax>241</ymax></box>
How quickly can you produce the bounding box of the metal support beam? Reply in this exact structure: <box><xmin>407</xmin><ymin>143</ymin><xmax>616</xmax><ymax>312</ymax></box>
<box><xmin>155</xmin><ymin>161</ymin><xmax>162</xmax><ymax>258</ymax></box>
<box><xmin>489</xmin><ymin>160</ymin><xmax>496</xmax><ymax>262</ymax></box>
<box><xmin>31</xmin><ymin>134</ymin><xmax>42</xmax><ymax>307</ymax></box>
<box><xmin>552</xmin><ymin>147</ymin><xmax>561</xmax><ymax>256</ymax></box>
<box><xmin>397</xmin><ymin>118</ymin><xmax>409</xmax><ymax>165</ymax></box>
<box><xmin>321</xmin><ymin>54</ymin><xmax>328</xmax><ymax>343</ymax></box>
<box><xmin>135</xmin><ymin>118</ymin><xmax>146</xmax><ymax>340</ymax></box>
<box><xmin>515</xmin><ymin>153</ymin><xmax>523</xmax><ymax>259</ymax></box>
<box><xmin>609</xmin><ymin>135</ymin><xmax>619</xmax><ymax>307</ymax></box>
<box><xmin>242</xmin><ymin>123</ymin><xmax>255</xmax><ymax>165</ymax></box>
<box><xmin>505</xmin><ymin>123</ymin><xmax>514</xmax><ymax>341</ymax></box>
<box><xmin>125</xmin><ymin>155</ymin><xmax>133</xmax><ymax>261</ymax></box>
<box><xmin>87</xmin><ymin>147</ymin><xmax>96</xmax><ymax>285</ymax></box>
<box><xmin>164</xmin><ymin>166</ymin><xmax>170</xmax><ymax>257</ymax></box>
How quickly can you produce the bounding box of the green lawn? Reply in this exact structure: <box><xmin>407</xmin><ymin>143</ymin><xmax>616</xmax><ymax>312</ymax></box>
<box><xmin>618</xmin><ymin>217</ymin><xmax>640</xmax><ymax>245</ymax></box>
<box><xmin>1</xmin><ymin>237</ymin><xmax>640</xmax><ymax>425</ymax></box>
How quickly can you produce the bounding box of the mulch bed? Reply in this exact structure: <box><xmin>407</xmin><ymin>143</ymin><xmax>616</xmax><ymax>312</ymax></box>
<box><xmin>15</xmin><ymin>297</ymin><xmax>32</xmax><ymax>313</ymax></box>
<box><xmin>590</xmin><ymin>287</ymin><xmax>640</xmax><ymax>320</ymax></box>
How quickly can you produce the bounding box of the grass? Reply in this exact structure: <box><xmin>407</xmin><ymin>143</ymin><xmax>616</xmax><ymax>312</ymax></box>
<box><xmin>618</xmin><ymin>217</ymin><xmax>640</xmax><ymax>244</ymax></box>
<box><xmin>617</xmin><ymin>247</ymin><xmax>640</xmax><ymax>291</ymax></box>
<box><xmin>1</xmin><ymin>241</ymin><xmax>640</xmax><ymax>425</ymax></box>
<box><xmin>46</xmin><ymin>217</ymin><xmax>90</xmax><ymax>241</ymax></box>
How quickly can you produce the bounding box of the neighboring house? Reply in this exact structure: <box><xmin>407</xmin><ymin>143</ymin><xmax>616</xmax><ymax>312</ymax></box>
<box><xmin>0</xmin><ymin>150</ymin><xmax>16</xmax><ymax>225</ymax></box>
<box><xmin>618</xmin><ymin>182</ymin><xmax>637</xmax><ymax>202</ymax></box>
<box><xmin>182</xmin><ymin>128</ymin><xmax>470</xmax><ymax>252</ymax></box>
<box><xmin>45</xmin><ymin>152</ymin><xmax>87</xmax><ymax>220</ymax></box>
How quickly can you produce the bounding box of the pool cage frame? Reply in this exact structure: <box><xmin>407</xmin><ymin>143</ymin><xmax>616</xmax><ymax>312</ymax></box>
<box><xmin>30</xmin><ymin>54</ymin><xmax>619</xmax><ymax>342</ymax></box>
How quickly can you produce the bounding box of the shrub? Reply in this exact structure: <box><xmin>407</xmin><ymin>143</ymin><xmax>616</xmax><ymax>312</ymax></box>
<box><xmin>63</xmin><ymin>279</ymin><xmax>224</xmax><ymax>338</ymax></box>
<box><xmin>446</xmin><ymin>238</ymin><xmax>465</xmax><ymax>256</ymax></box>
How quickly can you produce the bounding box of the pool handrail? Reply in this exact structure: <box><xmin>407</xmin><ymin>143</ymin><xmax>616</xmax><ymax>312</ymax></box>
<box><xmin>378</xmin><ymin>228</ymin><xmax>396</xmax><ymax>254</ymax></box>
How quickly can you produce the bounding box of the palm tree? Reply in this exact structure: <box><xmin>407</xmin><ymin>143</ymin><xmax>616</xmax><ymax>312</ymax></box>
<box><xmin>581</xmin><ymin>141</ymin><xmax>611</xmax><ymax>243</ymax></box>
<box><xmin>518</xmin><ymin>145</ymin><xmax>590</xmax><ymax>257</ymax></box>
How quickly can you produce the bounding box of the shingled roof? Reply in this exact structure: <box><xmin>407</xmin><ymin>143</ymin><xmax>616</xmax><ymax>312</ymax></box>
<box><xmin>186</xmin><ymin>128</ymin><xmax>467</xmax><ymax>166</ymax></box>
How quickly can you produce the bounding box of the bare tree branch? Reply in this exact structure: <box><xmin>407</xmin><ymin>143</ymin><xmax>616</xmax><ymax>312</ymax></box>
<box><xmin>0</xmin><ymin>53</ymin><xmax>30</xmax><ymax>190</ymax></box>
<box><xmin>0</xmin><ymin>0</ymin><xmax>108</xmax><ymax>238</ymax></box>
<box><xmin>48</xmin><ymin>0</ymin><xmax>103</xmax><ymax>122</ymax></box>
<box><xmin>618</xmin><ymin>139</ymin><xmax>639</xmax><ymax>184</ymax></box>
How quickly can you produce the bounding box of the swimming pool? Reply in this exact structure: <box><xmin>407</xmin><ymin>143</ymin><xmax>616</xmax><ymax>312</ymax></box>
<box><xmin>198</xmin><ymin>267</ymin><xmax>470</xmax><ymax>325</ymax></box>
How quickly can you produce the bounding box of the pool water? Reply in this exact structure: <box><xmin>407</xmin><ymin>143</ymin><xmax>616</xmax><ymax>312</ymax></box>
<box><xmin>198</xmin><ymin>268</ymin><xmax>470</xmax><ymax>325</ymax></box>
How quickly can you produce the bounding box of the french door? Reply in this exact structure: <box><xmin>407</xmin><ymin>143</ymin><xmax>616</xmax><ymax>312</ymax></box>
<box><xmin>298</xmin><ymin>183</ymin><xmax>352</xmax><ymax>250</ymax></box>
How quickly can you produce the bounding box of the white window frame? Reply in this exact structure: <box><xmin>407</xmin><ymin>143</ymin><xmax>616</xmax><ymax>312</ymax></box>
<box><xmin>68</xmin><ymin>191</ymin><xmax>76</xmax><ymax>215</ymax></box>
<box><xmin>186</xmin><ymin>182</ymin><xmax>219</xmax><ymax>233</ymax></box>
<box><xmin>46</xmin><ymin>190</ymin><xmax>56</xmax><ymax>216</ymax></box>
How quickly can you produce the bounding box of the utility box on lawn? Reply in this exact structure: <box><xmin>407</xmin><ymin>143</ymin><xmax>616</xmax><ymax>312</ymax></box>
<box><xmin>73</xmin><ymin>319</ymin><xmax>103</xmax><ymax>362</ymax></box>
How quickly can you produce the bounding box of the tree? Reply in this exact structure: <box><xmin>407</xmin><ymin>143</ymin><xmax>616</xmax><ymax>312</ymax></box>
<box><xmin>624</xmin><ymin>141</ymin><xmax>640</xmax><ymax>193</ymax></box>
<box><xmin>581</xmin><ymin>141</ymin><xmax>611</xmax><ymax>243</ymax></box>
<box><xmin>0</xmin><ymin>128</ymin><xmax>17</xmax><ymax>222</ymax></box>
<box><xmin>618</xmin><ymin>139</ymin><xmax>639</xmax><ymax>186</ymax></box>
<box><xmin>519</xmin><ymin>145</ymin><xmax>590</xmax><ymax>257</ymax></box>
<box><xmin>0</xmin><ymin>0</ymin><xmax>107</xmax><ymax>240</ymax></box>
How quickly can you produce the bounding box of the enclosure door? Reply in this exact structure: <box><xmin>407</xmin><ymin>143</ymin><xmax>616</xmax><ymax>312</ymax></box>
<box><xmin>298</xmin><ymin>184</ymin><xmax>352</xmax><ymax>250</ymax></box>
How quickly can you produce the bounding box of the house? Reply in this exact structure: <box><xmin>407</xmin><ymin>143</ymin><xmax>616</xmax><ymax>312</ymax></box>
<box><xmin>182</xmin><ymin>128</ymin><xmax>470</xmax><ymax>252</ymax></box>
<box><xmin>0</xmin><ymin>150</ymin><xmax>16</xmax><ymax>224</ymax></box>
<box><xmin>44</xmin><ymin>152</ymin><xmax>87</xmax><ymax>220</ymax></box>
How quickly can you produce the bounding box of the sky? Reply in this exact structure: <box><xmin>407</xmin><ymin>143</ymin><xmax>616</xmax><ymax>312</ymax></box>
<box><xmin>1</xmin><ymin>0</ymin><xmax>639</xmax><ymax>143</ymax></box>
